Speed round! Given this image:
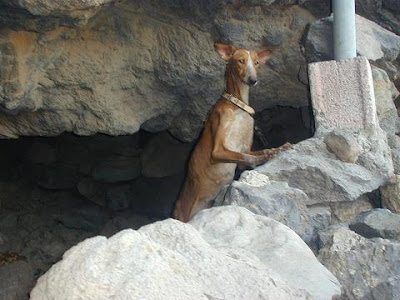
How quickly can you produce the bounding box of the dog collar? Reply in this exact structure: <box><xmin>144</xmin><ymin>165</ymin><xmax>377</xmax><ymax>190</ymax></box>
<box><xmin>222</xmin><ymin>93</ymin><xmax>255</xmax><ymax>116</ymax></box>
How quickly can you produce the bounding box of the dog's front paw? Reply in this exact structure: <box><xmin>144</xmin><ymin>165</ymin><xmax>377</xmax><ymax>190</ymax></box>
<box><xmin>280</xmin><ymin>142</ymin><xmax>292</xmax><ymax>151</ymax></box>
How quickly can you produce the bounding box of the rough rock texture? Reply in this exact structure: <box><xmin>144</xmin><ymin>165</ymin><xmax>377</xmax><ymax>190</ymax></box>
<box><xmin>0</xmin><ymin>1</ymin><xmax>315</xmax><ymax>141</ymax></box>
<box><xmin>381</xmin><ymin>175</ymin><xmax>400</xmax><ymax>213</ymax></box>
<box><xmin>356</xmin><ymin>0</ymin><xmax>400</xmax><ymax>35</ymax></box>
<box><xmin>0</xmin><ymin>260</ymin><xmax>34</xmax><ymax>300</ymax></box>
<box><xmin>256</xmin><ymin>133</ymin><xmax>393</xmax><ymax>206</ymax></box>
<box><xmin>372</xmin><ymin>66</ymin><xmax>399</xmax><ymax>135</ymax></box>
<box><xmin>217</xmin><ymin>171</ymin><xmax>314</xmax><ymax>243</ymax></box>
<box><xmin>308</xmin><ymin>57</ymin><xmax>378</xmax><ymax>135</ymax></box>
<box><xmin>318</xmin><ymin>225</ymin><xmax>400</xmax><ymax>300</ymax></box>
<box><xmin>31</xmin><ymin>206</ymin><xmax>341</xmax><ymax>300</ymax></box>
<box><xmin>349</xmin><ymin>208</ymin><xmax>400</xmax><ymax>240</ymax></box>
<box><xmin>304</xmin><ymin>14</ymin><xmax>400</xmax><ymax>87</ymax></box>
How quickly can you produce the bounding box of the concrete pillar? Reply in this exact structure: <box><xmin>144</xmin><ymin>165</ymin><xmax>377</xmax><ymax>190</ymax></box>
<box><xmin>332</xmin><ymin>0</ymin><xmax>357</xmax><ymax>60</ymax></box>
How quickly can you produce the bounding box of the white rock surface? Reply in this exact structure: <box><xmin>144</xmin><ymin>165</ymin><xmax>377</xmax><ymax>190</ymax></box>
<box><xmin>30</xmin><ymin>206</ymin><xmax>341</xmax><ymax>300</ymax></box>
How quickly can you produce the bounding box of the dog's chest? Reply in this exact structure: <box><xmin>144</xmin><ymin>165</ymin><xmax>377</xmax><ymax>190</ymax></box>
<box><xmin>225</xmin><ymin>109</ymin><xmax>254</xmax><ymax>152</ymax></box>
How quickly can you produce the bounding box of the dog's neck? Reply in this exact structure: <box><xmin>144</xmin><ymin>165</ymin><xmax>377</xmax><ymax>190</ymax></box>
<box><xmin>225</xmin><ymin>64</ymin><xmax>250</xmax><ymax>105</ymax></box>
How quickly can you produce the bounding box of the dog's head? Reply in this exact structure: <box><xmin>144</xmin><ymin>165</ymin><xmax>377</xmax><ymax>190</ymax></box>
<box><xmin>214</xmin><ymin>43</ymin><xmax>273</xmax><ymax>86</ymax></box>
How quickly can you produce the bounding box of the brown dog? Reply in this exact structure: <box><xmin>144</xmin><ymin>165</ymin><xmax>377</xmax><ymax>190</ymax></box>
<box><xmin>173</xmin><ymin>43</ymin><xmax>291</xmax><ymax>222</ymax></box>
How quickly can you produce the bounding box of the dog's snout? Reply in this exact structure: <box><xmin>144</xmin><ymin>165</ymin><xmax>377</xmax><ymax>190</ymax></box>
<box><xmin>249</xmin><ymin>79</ymin><xmax>258</xmax><ymax>86</ymax></box>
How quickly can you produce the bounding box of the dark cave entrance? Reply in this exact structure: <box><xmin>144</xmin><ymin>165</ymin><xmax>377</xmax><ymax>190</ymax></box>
<box><xmin>0</xmin><ymin>104</ymin><xmax>313</xmax><ymax>297</ymax></box>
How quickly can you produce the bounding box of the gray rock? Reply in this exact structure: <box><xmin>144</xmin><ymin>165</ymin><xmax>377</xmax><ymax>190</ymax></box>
<box><xmin>0</xmin><ymin>2</ymin><xmax>314</xmax><ymax>141</ymax></box>
<box><xmin>318</xmin><ymin>225</ymin><xmax>400</xmax><ymax>300</ymax></box>
<box><xmin>324</xmin><ymin>130</ymin><xmax>361</xmax><ymax>163</ymax></box>
<box><xmin>141</xmin><ymin>132</ymin><xmax>192</xmax><ymax>178</ymax></box>
<box><xmin>383</xmin><ymin>0</ymin><xmax>400</xmax><ymax>11</ymax></box>
<box><xmin>390</xmin><ymin>148</ymin><xmax>400</xmax><ymax>174</ymax></box>
<box><xmin>329</xmin><ymin>196</ymin><xmax>374</xmax><ymax>223</ymax></box>
<box><xmin>381</xmin><ymin>175</ymin><xmax>400</xmax><ymax>213</ymax></box>
<box><xmin>256</xmin><ymin>133</ymin><xmax>393</xmax><ymax>206</ymax></box>
<box><xmin>77</xmin><ymin>177</ymin><xmax>107</xmax><ymax>207</ymax></box>
<box><xmin>349</xmin><ymin>208</ymin><xmax>400</xmax><ymax>240</ymax></box>
<box><xmin>31</xmin><ymin>206</ymin><xmax>341</xmax><ymax>300</ymax></box>
<box><xmin>55</xmin><ymin>205</ymin><xmax>111</xmax><ymax>232</ymax></box>
<box><xmin>356</xmin><ymin>0</ymin><xmax>400</xmax><ymax>35</ymax></box>
<box><xmin>303</xmin><ymin>16</ymin><xmax>333</xmax><ymax>63</ymax></box>
<box><xmin>100</xmin><ymin>212</ymin><xmax>154</xmax><ymax>237</ymax></box>
<box><xmin>92</xmin><ymin>157</ymin><xmax>141</xmax><ymax>183</ymax></box>
<box><xmin>371</xmin><ymin>275</ymin><xmax>400</xmax><ymax>300</ymax></box>
<box><xmin>304</xmin><ymin>14</ymin><xmax>400</xmax><ymax>83</ymax></box>
<box><xmin>308</xmin><ymin>206</ymin><xmax>332</xmax><ymax>233</ymax></box>
<box><xmin>219</xmin><ymin>171</ymin><xmax>314</xmax><ymax>242</ymax></box>
<box><xmin>106</xmin><ymin>184</ymin><xmax>132</xmax><ymax>211</ymax></box>
<box><xmin>372</xmin><ymin>66</ymin><xmax>399</xmax><ymax>135</ymax></box>
<box><xmin>0</xmin><ymin>260</ymin><xmax>34</xmax><ymax>300</ymax></box>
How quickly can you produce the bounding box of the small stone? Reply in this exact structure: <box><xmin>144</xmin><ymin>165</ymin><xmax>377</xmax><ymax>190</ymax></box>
<box><xmin>141</xmin><ymin>132</ymin><xmax>192</xmax><ymax>178</ymax></box>
<box><xmin>380</xmin><ymin>175</ymin><xmax>400</xmax><ymax>213</ymax></box>
<box><xmin>324</xmin><ymin>130</ymin><xmax>361</xmax><ymax>163</ymax></box>
<box><xmin>349</xmin><ymin>208</ymin><xmax>400</xmax><ymax>240</ymax></box>
<box><xmin>309</xmin><ymin>206</ymin><xmax>332</xmax><ymax>233</ymax></box>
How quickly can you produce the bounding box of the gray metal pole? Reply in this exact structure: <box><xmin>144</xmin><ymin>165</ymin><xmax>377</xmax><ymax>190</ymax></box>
<box><xmin>332</xmin><ymin>0</ymin><xmax>357</xmax><ymax>60</ymax></box>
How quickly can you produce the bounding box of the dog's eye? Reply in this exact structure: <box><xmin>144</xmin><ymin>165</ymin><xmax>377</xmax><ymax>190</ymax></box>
<box><xmin>238</xmin><ymin>59</ymin><xmax>245</xmax><ymax>64</ymax></box>
<box><xmin>255</xmin><ymin>61</ymin><xmax>259</xmax><ymax>65</ymax></box>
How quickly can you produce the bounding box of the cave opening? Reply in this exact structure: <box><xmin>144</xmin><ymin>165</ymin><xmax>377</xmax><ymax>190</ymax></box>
<box><xmin>0</xmin><ymin>104</ymin><xmax>313</xmax><ymax>289</ymax></box>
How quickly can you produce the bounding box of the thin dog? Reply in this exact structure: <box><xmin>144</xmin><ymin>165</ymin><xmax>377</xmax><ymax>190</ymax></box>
<box><xmin>173</xmin><ymin>43</ymin><xmax>291</xmax><ymax>222</ymax></box>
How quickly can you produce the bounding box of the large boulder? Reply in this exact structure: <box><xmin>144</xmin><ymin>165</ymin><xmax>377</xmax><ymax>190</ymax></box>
<box><xmin>0</xmin><ymin>1</ymin><xmax>314</xmax><ymax>141</ymax></box>
<box><xmin>217</xmin><ymin>170</ymin><xmax>314</xmax><ymax>243</ymax></box>
<box><xmin>304</xmin><ymin>14</ymin><xmax>400</xmax><ymax>86</ymax></box>
<box><xmin>30</xmin><ymin>206</ymin><xmax>341</xmax><ymax>300</ymax></box>
<box><xmin>318</xmin><ymin>225</ymin><xmax>400</xmax><ymax>300</ymax></box>
<box><xmin>255</xmin><ymin>132</ymin><xmax>393</xmax><ymax>206</ymax></box>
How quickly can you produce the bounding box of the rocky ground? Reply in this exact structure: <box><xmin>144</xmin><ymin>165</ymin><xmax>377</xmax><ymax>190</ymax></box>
<box><xmin>0</xmin><ymin>0</ymin><xmax>399</xmax><ymax>299</ymax></box>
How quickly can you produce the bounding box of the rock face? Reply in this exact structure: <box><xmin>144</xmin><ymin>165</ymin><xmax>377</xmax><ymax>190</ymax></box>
<box><xmin>216</xmin><ymin>171</ymin><xmax>314</xmax><ymax>243</ymax></box>
<box><xmin>31</xmin><ymin>206</ymin><xmax>341</xmax><ymax>300</ymax></box>
<box><xmin>318</xmin><ymin>225</ymin><xmax>400</xmax><ymax>300</ymax></box>
<box><xmin>372</xmin><ymin>66</ymin><xmax>399</xmax><ymax>135</ymax></box>
<box><xmin>304</xmin><ymin>14</ymin><xmax>400</xmax><ymax>87</ymax></box>
<box><xmin>381</xmin><ymin>175</ymin><xmax>400</xmax><ymax>213</ymax></box>
<box><xmin>255</xmin><ymin>133</ymin><xmax>393</xmax><ymax>206</ymax></box>
<box><xmin>0</xmin><ymin>1</ymin><xmax>315</xmax><ymax>141</ymax></box>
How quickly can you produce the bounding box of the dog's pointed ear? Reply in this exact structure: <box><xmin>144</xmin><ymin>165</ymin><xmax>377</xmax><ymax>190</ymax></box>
<box><xmin>214</xmin><ymin>43</ymin><xmax>236</xmax><ymax>61</ymax></box>
<box><xmin>257</xmin><ymin>49</ymin><xmax>273</xmax><ymax>64</ymax></box>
